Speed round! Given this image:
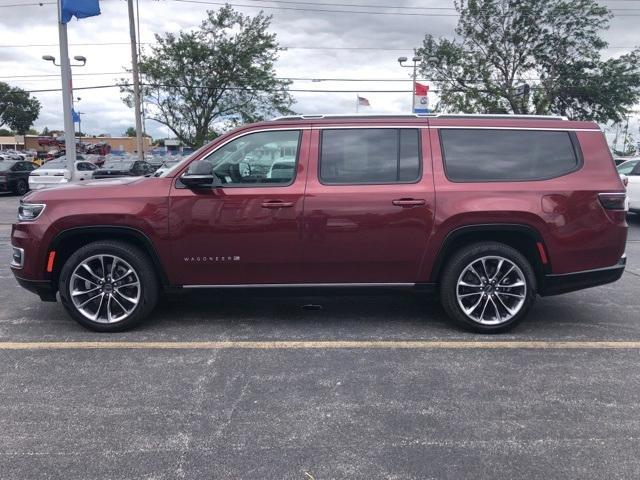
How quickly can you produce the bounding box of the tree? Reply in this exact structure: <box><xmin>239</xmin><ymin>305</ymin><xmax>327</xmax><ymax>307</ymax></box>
<box><xmin>41</xmin><ymin>126</ymin><xmax>50</xmax><ymax>136</ymax></box>
<box><xmin>120</xmin><ymin>5</ymin><xmax>293</xmax><ymax>148</ymax></box>
<box><xmin>0</xmin><ymin>82</ymin><xmax>41</xmax><ymax>134</ymax></box>
<box><xmin>417</xmin><ymin>0</ymin><xmax>640</xmax><ymax>123</ymax></box>
<box><xmin>0</xmin><ymin>128</ymin><xmax>14</xmax><ymax>136</ymax></box>
<box><xmin>124</xmin><ymin>126</ymin><xmax>150</xmax><ymax>138</ymax></box>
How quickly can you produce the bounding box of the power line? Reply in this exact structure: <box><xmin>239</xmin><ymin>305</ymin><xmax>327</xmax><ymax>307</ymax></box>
<box><xmin>22</xmin><ymin>82</ymin><xmax>635</xmax><ymax>94</ymax></box>
<box><xmin>0</xmin><ymin>2</ymin><xmax>54</xmax><ymax>7</ymax></box>
<box><xmin>0</xmin><ymin>42</ymin><xmax>636</xmax><ymax>50</ymax></box>
<box><xmin>167</xmin><ymin>0</ymin><xmax>640</xmax><ymax>16</ymax></box>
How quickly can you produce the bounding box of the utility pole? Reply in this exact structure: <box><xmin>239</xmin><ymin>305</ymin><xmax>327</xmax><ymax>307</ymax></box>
<box><xmin>56</xmin><ymin>0</ymin><xmax>77</xmax><ymax>178</ymax></box>
<box><xmin>128</xmin><ymin>0</ymin><xmax>144</xmax><ymax>161</ymax></box>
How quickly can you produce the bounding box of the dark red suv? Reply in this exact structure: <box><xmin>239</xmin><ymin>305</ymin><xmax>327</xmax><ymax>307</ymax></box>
<box><xmin>10</xmin><ymin>114</ymin><xmax>628</xmax><ymax>332</ymax></box>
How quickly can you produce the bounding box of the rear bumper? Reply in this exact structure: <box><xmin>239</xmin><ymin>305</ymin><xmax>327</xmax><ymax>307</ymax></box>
<box><xmin>540</xmin><ymin>255</ymin><xmax>626</xmax><ymax>296</ymax></box>
<box><xmin>14</xmin><ymin>275</ymin><xmax>57</xmax><ymax>302</ymax></box>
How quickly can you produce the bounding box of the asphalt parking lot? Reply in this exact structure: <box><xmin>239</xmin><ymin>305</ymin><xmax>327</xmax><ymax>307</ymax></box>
<box><xmin>1</xmin><ymin>193</ymin><xmax>640</xmax><ymax>479</ymax></box>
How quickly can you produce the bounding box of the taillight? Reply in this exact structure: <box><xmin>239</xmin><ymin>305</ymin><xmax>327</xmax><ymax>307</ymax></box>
<box><xmin>598</xmin><ymin>193</ymin><xmax>628</xmax><ymax>211</ymax></box>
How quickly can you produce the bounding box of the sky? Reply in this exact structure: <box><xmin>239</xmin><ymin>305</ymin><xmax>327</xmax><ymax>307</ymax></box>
<box><xmin>0</xmin><ymin>0</ymin><xmax>638</xmax><ymax>142</ymax></box>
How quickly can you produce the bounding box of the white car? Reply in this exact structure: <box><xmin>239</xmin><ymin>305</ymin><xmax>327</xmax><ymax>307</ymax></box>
<box><xmin>28</xmin><ymin>157</ymin><xmax>98</xmax><ymax>190</ymax></box>
<box><xmin>617</xmin><ymin>159</ymin><xmax>640</xmax><ymax>212</ymax></box>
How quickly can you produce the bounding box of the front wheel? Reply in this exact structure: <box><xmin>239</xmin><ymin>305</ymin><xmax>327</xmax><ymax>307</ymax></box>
<box><xmin>440</xmin><ymin>242</ymin><xmax>537</xmax><ymax>333</ymax></box>
<box><xmin>13</xmin><ymin>179</ymin><xmax>28</xmax><ymax>196</ymax></box>
<box><xmin>59</xmin><ymin>240</ymin><xmax>159</xmax><ymax>332</ymax></box>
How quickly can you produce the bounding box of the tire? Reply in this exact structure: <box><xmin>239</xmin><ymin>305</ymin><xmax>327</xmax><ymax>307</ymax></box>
<box><xmin>440</xmin><ymin>242</ymin><xmax>537</xmax><ymax>333</ymax></box>
<box><xmin>13</xmin><ymin>179</ymin><xmax>28</xmax><ymax>196</ymax></box>
<box><xmin>58</xmin><ymin>240</ymin><xmax>159</xmax><ymax>332</ymax></box>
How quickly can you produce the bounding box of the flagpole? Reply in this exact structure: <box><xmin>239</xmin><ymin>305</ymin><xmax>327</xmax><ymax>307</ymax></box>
<box><xmin>57</xmin><ymin>0</ymin><xmax>77</xmax><ymax>180</ymax></box>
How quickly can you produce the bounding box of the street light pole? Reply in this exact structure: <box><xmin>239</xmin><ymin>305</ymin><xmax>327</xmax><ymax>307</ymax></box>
<box><xmin>128</xmin><ymin>0</ymin><xmax>144</xmax><ymax>161</ymax></box>
<box><xmin>398</xmin><ymin>56</ymin><xmax>422</xmax><ymax>113</ymax></box>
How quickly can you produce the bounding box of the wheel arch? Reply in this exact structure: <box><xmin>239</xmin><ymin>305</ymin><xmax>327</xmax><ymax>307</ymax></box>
<box><xmin>430</xmin><ymin>224</ymin><xmax>550</xmax><ymax>286</ymax></box>
<box><xmin>48</xmin><ymin>226</ymin><xmax>169</xmax><ymax>289</ymax></box>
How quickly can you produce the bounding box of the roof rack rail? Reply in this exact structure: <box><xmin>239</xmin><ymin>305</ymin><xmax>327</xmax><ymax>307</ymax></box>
<box><xmin>271</xmin><ymin>113</ymin><xmax>568</xmax><ymax>121</ymax></box>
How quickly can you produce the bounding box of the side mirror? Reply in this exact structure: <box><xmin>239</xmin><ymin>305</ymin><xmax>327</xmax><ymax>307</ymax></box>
<box><xmin>181</xmin><ymin>160</ymin><xmax>221</xmax><ymax>188</ymax></box>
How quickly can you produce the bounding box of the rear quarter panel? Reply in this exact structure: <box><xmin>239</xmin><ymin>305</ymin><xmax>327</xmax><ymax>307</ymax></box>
<box><xmin>423</xmin><ymin>121</ymin><xmax>627</xmax><ymax>278</ymax></box>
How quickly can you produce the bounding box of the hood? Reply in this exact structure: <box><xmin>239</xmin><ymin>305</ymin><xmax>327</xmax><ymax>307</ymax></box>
<box><xmin>23</xmin><ymin>176</ymin><xmax>146</xmax><ymax>202</ymax></box>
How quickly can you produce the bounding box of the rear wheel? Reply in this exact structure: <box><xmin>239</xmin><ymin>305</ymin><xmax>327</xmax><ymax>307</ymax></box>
<box><xmin>440</xmin><ymin>242</ymin><xmax>537</xmax><ymax>333</ymax></box>
<box><xmin>13</xmin><ymin>179</ymin><xmax>28</xmax><ymax>196</ymax></box>
<box><xmin>59</xmin><ymin>240</ymin><xmax>159</xmax><ymax>332</ymax></box>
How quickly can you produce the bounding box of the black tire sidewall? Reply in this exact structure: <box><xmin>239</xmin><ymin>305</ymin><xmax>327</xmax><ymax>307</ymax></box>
<box><xmin>59</xmin><ymin>241</ymin><xmax>159</xmax><ymax>332</ymax></box>
<box><xmin>14</xmin><ymin>179</ymin><xmax>27</xmax><ymax>196</ymax></box>
<box><xmin>440</xmin><ymin>242</ymin><xmax>537</xmax><ymax>333</ymax></box>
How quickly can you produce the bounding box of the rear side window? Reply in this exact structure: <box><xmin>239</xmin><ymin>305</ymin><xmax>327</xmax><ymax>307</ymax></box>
<box><xmin>440</xmin><ymin>129</ymin><xmax>580</xmax><ymax>182</ymax></box>
<box><xmin>320</xmin><ymin>128</ymin><xmax>421</xmax><ymax>184</ymax></box>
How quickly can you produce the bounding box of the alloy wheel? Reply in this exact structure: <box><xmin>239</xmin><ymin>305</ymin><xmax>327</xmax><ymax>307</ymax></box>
<box><xmin>456</xmin><ymin>255</ymin><xmax>527</xmax><ymax>325</ymax></box>
<box><xmin>69</xmin><ymin>254</ymin><xmax>141</xmax><ymax>323</ymax></box>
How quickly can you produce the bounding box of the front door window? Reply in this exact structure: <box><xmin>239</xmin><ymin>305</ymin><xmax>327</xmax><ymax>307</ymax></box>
<box><xmin>201</xmin><ymin>130</ymin><xmax>301</xmax><ymax>186</ymax></box>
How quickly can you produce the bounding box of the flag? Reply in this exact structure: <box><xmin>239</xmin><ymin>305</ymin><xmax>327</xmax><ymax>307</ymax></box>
<box><xmin>357</xmin><ymin>96</ymin><xmax>371</xmax><ymax>107</ymax></box>
<box><xmin>414</xmin><ymin>82</ymin><xmax>430</xmax><ymax>114</ymax></box>
<box><xmin>72</xmin><ymin>109</ymin><xmax>80</xmax><ymax>123</ymax></box>
<box><xmin>61</xmin><ymin>0</ymin><xmax>101</xmax><ymax>24</ymax></box>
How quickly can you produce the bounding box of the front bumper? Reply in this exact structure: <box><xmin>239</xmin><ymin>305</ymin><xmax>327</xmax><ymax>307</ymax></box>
<box><xmin>14</xmin><ymin>275</ymin><xmax>57</xmax><ymax>302</ymax></box>
<box><xmin>540</xmin><ymin>255</ymin><xmax>626</xmax><ymax>296</ymax></box>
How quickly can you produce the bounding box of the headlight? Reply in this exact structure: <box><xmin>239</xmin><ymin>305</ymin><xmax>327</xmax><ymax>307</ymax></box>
<box><xmin>18</xmin><ymin>202</ymin><xmax>46</xmax><ymax>221</ymax></box>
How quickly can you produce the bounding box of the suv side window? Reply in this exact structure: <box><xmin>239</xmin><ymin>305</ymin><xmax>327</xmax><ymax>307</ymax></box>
<box><xmin>440</xmin><ymin>129</ymin><xmax>580</xmax><ymax>182</ymax></box>
<box><xmin>202</xmin><ymin>130</ymin><xmax>301</xmax><ymax>186</ymax></box>
<box><xmin>320</xmin><ymin>128</ymin><xmax>421</xmax><ymax>184</ymax></box>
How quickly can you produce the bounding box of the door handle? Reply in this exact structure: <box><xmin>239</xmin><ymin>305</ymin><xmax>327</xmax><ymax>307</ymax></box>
<box><xmin>261</xmin><ymin>200</ymin><xmax>294</xmax><ymax>209</ymax></box>
<box><xmin>392</xmin><ymin>198</ymin><xmax>427</xmax><ymax>207</ymax></box>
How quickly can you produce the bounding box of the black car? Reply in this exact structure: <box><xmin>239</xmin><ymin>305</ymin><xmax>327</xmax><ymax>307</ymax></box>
<box><xmin>93</xmin><ymin>160</ymin><xmax>155</xmax><ymax>179</ymax></box>
<box><xmin>0</xmin><ymin>160</ymin><xmax>36</xmax><ymax>195</ymax></box>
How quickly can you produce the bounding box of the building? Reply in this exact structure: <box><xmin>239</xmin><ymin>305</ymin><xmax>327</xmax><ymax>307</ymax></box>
<box><xmin>0</xmin><ymin>135</ymin><xmax>25</xmax><ymax>151</ymax></box>
<box><xmin>22</xmin><ymin>135</ymin><xmax>153</xmax><ymax>154</ymax></box>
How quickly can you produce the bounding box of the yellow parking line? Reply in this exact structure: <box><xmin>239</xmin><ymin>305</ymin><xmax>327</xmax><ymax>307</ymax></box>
<box><xmin>1</xmin><ymin>340</ymin><xmax>640</xmax><ymax>350</ymax></box>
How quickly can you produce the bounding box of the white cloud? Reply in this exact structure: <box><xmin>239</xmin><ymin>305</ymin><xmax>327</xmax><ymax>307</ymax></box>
<box><xmin>0</xmin><ymin>0</ymin><xmax>637</xmax><ymax>139</ymax></box>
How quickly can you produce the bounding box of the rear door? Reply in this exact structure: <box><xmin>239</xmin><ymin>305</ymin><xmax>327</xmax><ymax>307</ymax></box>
<box><xmin>300</xmin><ymin>125</ymin><xmax>435</xmax><ymax>284</ymax></box>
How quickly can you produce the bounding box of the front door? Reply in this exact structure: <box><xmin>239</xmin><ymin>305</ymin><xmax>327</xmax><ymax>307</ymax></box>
<box><xmin>301</xmin><ymin>126</ymin><xmax>435</xmax><ymax>284</ymax></box>
<box><xmin>169</xmin><ymin>129</ymin><xmax>309</xmax><ymax>285</ymax></box>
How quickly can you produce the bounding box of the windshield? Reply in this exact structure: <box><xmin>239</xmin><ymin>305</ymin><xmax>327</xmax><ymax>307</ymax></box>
<box><xmin>38</xmin><ymin>160</ymin><xmax>66</xmax><ymax>169</ymax></box>
<box><xmin>617</xmin><ymin>160</ymin><xmax>639</xmax><ymax>175</ymax></box>
<box><xmin>102</xmin><ymin>160</ymin><xmax>134</xmax><ymax>169</ymax></box>
<box><xmin>0</xmin><ymin>162</ymin><xmax>16</xmax><ymax>172</ymax></box>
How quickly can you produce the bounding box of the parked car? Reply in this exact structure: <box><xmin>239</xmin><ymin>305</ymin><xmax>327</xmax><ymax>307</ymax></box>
<box><xmin>93</xmin><ymin>159</ymin><xmax>155</xmax><ymax>179</ymax></box>
<box><xmin>84</xmin><ymin>154</ymin><xmax>106</xmax><ymax>167</ymax></box>
<box><xmin>153</xmin><ymin>157</ymin><xmax>183</xmax><ymax>176</ymax></box>
<box><xmin>29</xmin><ymin>158</ymin><xmax>98</xmax><ymax>190</ymax></box>
<box><xmin>0</xmin><ymin>160</ymin><xmax>36</xmax><ymax>195</ymax></box>
<box><xmin>10</xmin><ymin>114</ymin><xmax>627</xmax><ymax>333</ymax></box>
<box><xmin>619</xmin><ymin>160</ymin><xmax>640</xmax><ymax>212</ymax></box>
<box><xmin>616</xmin><ymin>158</ymin><xmax>639</xmax><ymax>176</ymax></box>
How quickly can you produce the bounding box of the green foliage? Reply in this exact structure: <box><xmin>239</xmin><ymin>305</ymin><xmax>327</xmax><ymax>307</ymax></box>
<box><xmin>120</xmin><ymin>5</ymin><xmax>293</xmax><ymax>147</ymax></box>
<box><xmin>0</xmin><ymin>128</ymin><xmax>14</xmax><ymax>136</ymax></box>
<box><xmin>0</xmin><ymin>82</ymin><xmax>41</xmax><ymax>134</ymax></box>
<box><xmin>417</xmin><ymin>0</ymin><xmax>640</xmax><ymax>123</ymax></box>
<box><xmin>124</xmin><ymin>126</ymin><xmax>151</xmax><ymax>138</ymax></box>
